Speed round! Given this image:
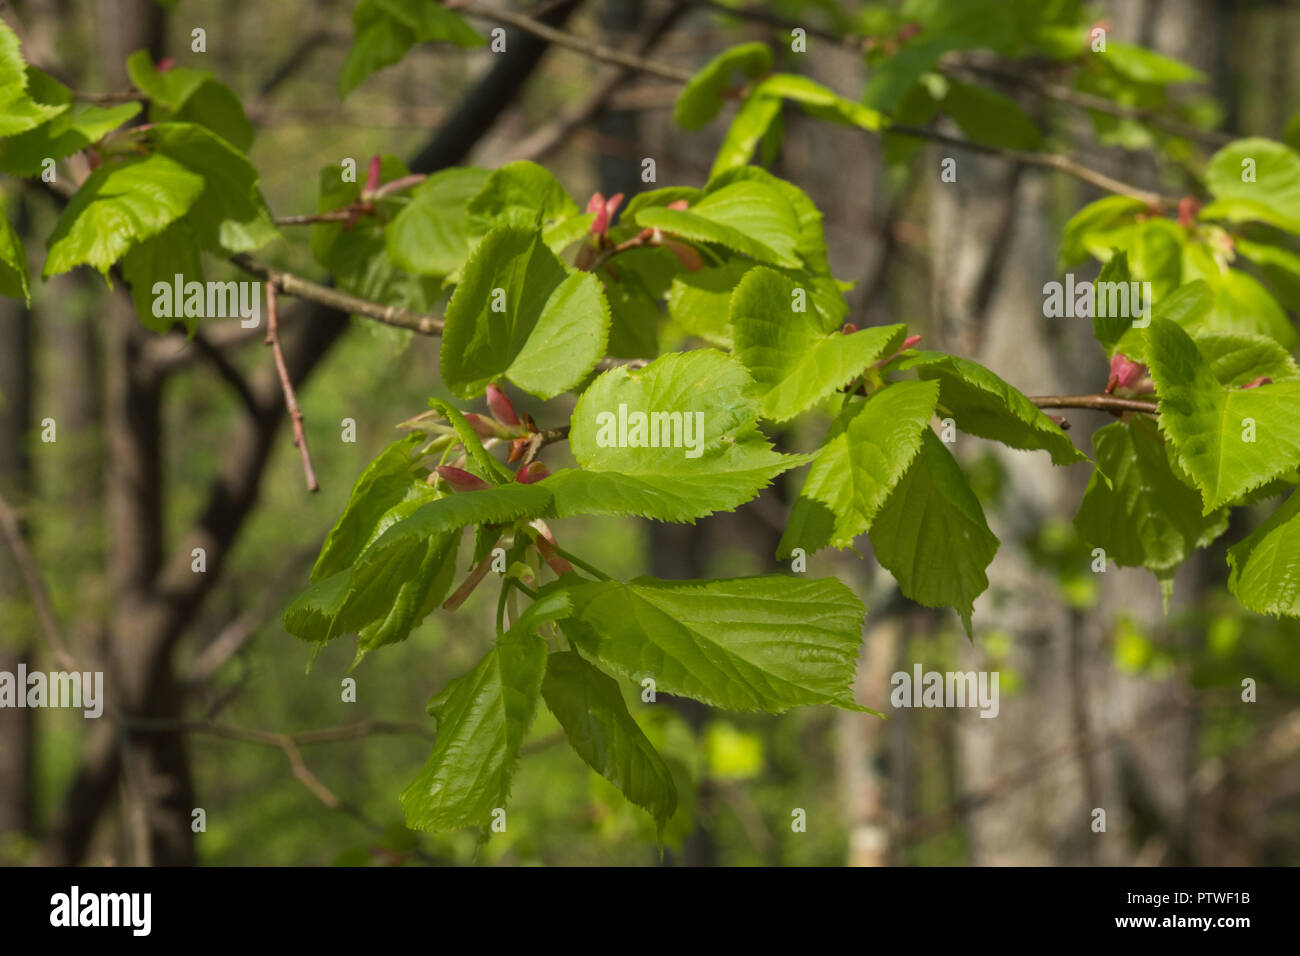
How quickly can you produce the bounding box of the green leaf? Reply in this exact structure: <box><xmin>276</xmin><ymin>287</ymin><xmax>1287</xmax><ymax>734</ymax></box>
<box><xmin>427</xmin><ymin>398</ymin><xmax>514</xmax><ymax>484</ymax></box>
<box><xmin>778</xmin><ymin>380</ymin><xmax>939</xmax><ymax>557</ymax></box>
<box><xmin>942</xmin><ymin>80</ymin><xmax>1041</xmax><ymax>149</ymax></box>
<box><xmin>1102</xmin><ymin>43</ymin><xmax>1204</xmax><ymax>85</ymax></box>
<box><xmin>1203</xmin><ymin>138</ymin><xmax>1300</xmax><ymax>235</ymax></box>
<box><xmin>282</xmin><ymin>569</ymin><xmax>352</xmax><ymax>644</ymax></box>
<box><xmin>667</xmin><ymin>260</ymin><xmax>750</xmax><ymax>349</ymax></box>
<box><xmin>754</xmin><ymin>73</ymin><xmax>885</xmax><ymax>129</ymax></box>
<box><xmin>119</xmin><ymin>220</ymin><xmax>205</xmax><ymax>332</ymax></box>
<box><xmin>400</xmin><ymin>628</ymin><xmax>546</xmax><ymax>832</ymax></box>
<box><xmin>709</xmin><ymin>92</ymin><xmax>782</xmax><ymax>178</ymax></box>
<box><xmin>1074</xmin><ymin>419</ymin><xmax>1228</xmax><ymax>577</ymax></box>
<box><xmin>311</xmin><ymin>434</ymin><xmax>434</xmax><ymax>582</ymax></box>
<box><xmin>126</xmin><ymin>51</ymin><xmax>252</xmax><ymax>150</ymax></box>
<box><xmin>861</xmin><ymin>35</ymin><xmax>952</xmax><ymax>114</ymax></box>
<box><xmin>386</xmin><ymin>167</ymin><xmax>491</xmax><ymax>276</ymax></box>
<box><xmin>340</xmin><ymin>0</ymin><xmax>483</xmax><ymax>96</ymax></box>
<box><xmin>1181</xmin><ymin>242</ymin><xmax>1297</xmax><ymax>348</ymax></box>
<box><xmin>674</xmin><ymin>42</ymin><xmax>773</xmax><ymax>130</ymax></box>
<box><xmin>893</xmin><ymin>352</ymin><xmax>1087</xmax><ymax>465</ymax></box>
<box><xmin>731</xmin><ymin>267</ymin><xmax>905</xmax><ymax>421</ymax></box>
<box><xmin>602</xmin><ymin>246</ymin><xmax>674</xmax><ymax>357</ymax></box>
<box><xmin>146</xmin><ymin>122</ymin><xmax>278</xmax><ymax>253</ymax></box>
<box><xmin>541</xmin><ymin>652</ymin><xmax>677</xmax><ymax>832</ymax></box>
<box><xmin>311</xmin><ymin>155</ymin><xmax>442</xmax><ymax>314</ymax></box>
<box><xmin>465</xmin><ymin>160</ymin><xmax>579</xmax><ymax>238</ymax></box>
<box><xmin>1234</xmin><ymin>237</ymin><xmax>1300</xmax><ymax>310</ymax></box>
<box><xmin>0</xmin><ymin>211</ymin><xmax>30</xmax><ymax>303</ymax></box>
<box><xmin>440</xmin><ymin>225</ymin><xmax>609</xmax><ymax>399</ymax></box>
<box><xmin>1147</xmin><ymin>317</ymin><xmax>1300</xmax><ymax>513</ymax></box>
<box><xmin>1227</xmin><ymin>491</ymin><xmax>1300</xmax><ymax>618</ymax></box>
<box><xmin>44</xmin><ymin>153</ymin><xmax>204</xmax><ymax>277</ymax></box>
<box><xmin>0</xmin><ymin>100</ymin><xmax>140</xmax><ymax>177</ymax></box>
<box><xmin>635</xmin><ymin>180</ymin><xmax>801</xmax><ymax>268</ymax></box>
<box><xmin>543</xmin><ymin>350</ymin><xmax>804</xmax><ymax>522</ymax></box>
<box><xmin>869</xmin><ymin>430</ymin><xmax>999</xmax><ymax>635</ymax></box>
<box><xmin>561</xmin><ymin>575</ymin><xmax>870</xmax><ymax>713</ymax></box>
<box><xmin>1059</xmin><ymin>195</ymin><xmax>1146</xmax><ymax>268</ymax></box>
<box><xmin>1192</xmin><ymin>331</ymin><xmax>1300</xmax><ymax>387</ymax></box>
<box><xmin>0</xmin><ymin>26</ymin><xmax>68</xmax><ymax>136</ymax></box>
<box><xmin>1091</xmin><ymin>250</ymin><xmax>1133</xmax><ymax>352</ymax></box>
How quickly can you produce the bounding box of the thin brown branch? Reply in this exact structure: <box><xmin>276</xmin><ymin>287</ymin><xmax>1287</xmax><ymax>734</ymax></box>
<box><xmin>0</xmin><ymin>490</ymin><xmax>77</xmax><ymax>670</ymax></box>
<box><xmin>1029</xmin><ymin>393</ymin><xmax>1159</xmax><ymax>414</ymax></box>
<box><xmin>451</xmin><ymin>0</ymin><xmax>693</xmax><ymax>83</ymax></box>
<box><xmin>232</xmin><ymin>254</ymin><xmax>444</xmax><ymax>335</ymax></box>
<box><xmin>264</xmin><ymin>283</ymin><xmax>319</xmax><ymax>492</ymax></box>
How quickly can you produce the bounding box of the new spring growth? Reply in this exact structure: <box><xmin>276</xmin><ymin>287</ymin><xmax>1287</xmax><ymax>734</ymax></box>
<box><xmin>435</xmin><ymin>465</ymin><xmax>490</xmax><ymax>493</ymax></box>
<box><xmin>1105</xmin><ymin>353</ymin><xmax>1153</xmax><ymax>397</ymax></box>
<box><xmin>515</xmin><ymin>461</ymin><xmax>549</xmax><ymax>484</ymax></box>
<box><xmin>486</xmin><ymin>382</ymin><xmax>520</xmax><ymax>427</ymax></box>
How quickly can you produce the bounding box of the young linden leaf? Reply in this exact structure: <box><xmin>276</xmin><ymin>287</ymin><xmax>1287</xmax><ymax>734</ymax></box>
<box><xmin>778</xmin><ymin>380</ymin><xmax>940</xmax><ymax>558</ymax></box>
<box><xmin>1058</xmin><ymin>195</ymin><xmax>1147</xmax><ymax>269</ymax></box>
<box><xmin>941</xmin><ymin>80</ymin><xmax>1042</xmax><ymax>150</ymax></box>
<box><xmin>1181</xmin><ymin>242</ymin><xmax>1297</xmax><ymax>348</ymax></box>
<box><xmin>126</xmin><ymin>51</ymin><xmax>252</xmax><ymax>151</ymax></box>
<box><xmin>541</xmin><ymin>652</ymin><xmax>678</xmax><ymax>833</ymax></box>
<box><xmin>0</xmin><ymin>211</ymin><xmax>31</xmax><ymax>303</ymax></box>
<box><xmin>667</xmin><ymin>259</ymin><xmax>751</xmax><ymax>348</ymax></box>
<box><xmin>0</xmin><ymin>100</ymin><xmax>141</xmax><ymax>177</ymax></box>
<box><xmin>893</xmin><ymin>351</ymin><xmax>1088</xmax><ymax>465</ymax></box>
<box><xmin>731</xmin><ymin>266</ymin><xmax>906</xmax><ymax>422</ymax></box>
<box><xmin>340</xmin><ymin>0</ymin><xmax>483</xmax><ymax>97</ymax></box>
<box><xmin>465</xmin><ymin>160</ymin><xmax>580</xmax><ymax>238</ymax></box>
<box><xmin>1147</xmin><ymin>317</ymin><xmax>1300</xmax><ymax>514</ymax></box>
<box><xmin>1202</xmin><ymin>138</ymin><xmax>1300</xmax><ymax>235</ymax></box>
<box><xmin>0</xmin><ymin>25</ymin><xmax>69</xmax><ymax>136</ymax></box>
<box><xmin>1227</xmin><ymin>491</ymin><xmax>1300</xmax><ymax>618</ymax></box>
<box><xmin>869</xmin><ymin>430</ymin><xmax>1000</xmax><ymax>636</ymax></box>
<box><xmin>1074</xmin><ymin>419</ymin><xmax>1229</xmax><ymax>579</ymax></box>
<box><xmin>400</xmin><ymin>628</ymin><xmax>547</xmax><ymax>832</ymax></box>
<box><xmin>387</xmin><ymin>167</ymin><xmax>491</xmax><ymax>277</ymax></box>
<box><xmin>541</xmin><ymin>350</ymin><xmax>805</xmax><ymax>522</ymax></box>
<box><xmin>311</xmin><ymin>155</ymin><xmax>443</xmax><ymax>315</ymax></box>
<box><xmin>561</xmin><ymin>575</ymin><xmax>871</xmax><ymax>714</ymax></box>
<box><xmin>119</xmin><ymin>220</ymin><xmax>205</xmax><ymax>332</ymax></box>
<box><xmin>634</xmin><ymin>180</ymin><xmax>802</xmax><ymax>269</ymax></box>
<box><xmin>44</xmin><ymin>153</ymin><xmax>205</xmax><ymax>277</ymax></box>
<box><xmin>673</xmin><ymin>42</ymin><xmax>773</xmax><ymax>130</ymax></box>
<box><xmin>708</xmin><ymin>93</ymin><xmax>782</xmax><ymax>179</ymax></box>
<box><xmin>440</xmin><ymin>225</ymin><xmax>610</xmax><ymax>399</ymax></box>
<box><xmin>1192</xmin><ymin>331</ymin><xmax>1300</xmax><ymax>387</ymax></box>
<box><xmin>311</xmin><ymin>434</ymin><xmax>436</xmax><ymax>582</ymax></box>
<box><xmin>145</xmin><ymin>122</ymin><xmax>279</xmax><ymax>253</ymax></box>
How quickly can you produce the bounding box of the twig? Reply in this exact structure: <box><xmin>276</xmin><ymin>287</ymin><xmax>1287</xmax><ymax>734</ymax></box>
<box><xmin>0</xmin><ymin>490</ymin><xmax>76</xmax><ymax>670</ymax></box>
<box><xmin>1029</xmin><ymin>394</ymin><xmax>1158</xmax><ymax>414</ymax></box>
<box><xmin>233</xmin><ymin>254</ymin><xmax>444</xmax><ymax>335</ymax></box>
<box><xmin>451</xmin><ymin>0</ymin><xmax>693</xmax><ymax>83</ymax></box>
<box><xmin>264</xmin><ymin>283</ymin><xmax>319</xmax><ymax>492</ymax></box>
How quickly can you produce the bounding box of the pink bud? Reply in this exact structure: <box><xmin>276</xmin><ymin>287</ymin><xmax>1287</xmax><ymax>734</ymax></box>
<box><xmin>486</xmin><ymin>382</ymin><xmax>520</xmax><ymax>426</ymax></box>
<box><xmin>1177</xmin><ymin>196</ymin><xmax>1200</xmax><ymax>228</ymax></box>
<box><xmin>841</xmin><ymin>322</ymin><xmax>859</xmax><ymax>335</ymax></box>
<box><xmin>462</xmin><ymin>412</ymin><xmax>496</xmax><ymax>440</ymax></box>
<box><xmin>362</xmin><ymin>155</ymin><xmax>382</xmax><ymax>196</ymax></box>
<box><xmin>899</xmin><ymin>334</ymin><xmax>922</xmax><ymax>350</ymax></box>
<box><xmin>1047</xmin><ymin>414</ymin><xmax>1069</xmax><ymax>430</ymax></box>
<box><xmin>516</xmin><ymin>461</ymin><xmax>549</xmax><ymax>484</ymax></box>
<box><xmin>666</xmin><ymin>199</ymin><xmax>690</xmax><ymax>211</ymax></box>
<box><xmin>156</xmin><ymin>57</ymin><xmax>176</xmax><ymax>73</ymax></box>
<box><xmin>435</xmin><ymin>465</ymin><xmax>491</xmax><ymax>492</ymax></box>
<box><xmin>1241</xmin><ymin>376</ymin><xmax>1273</xmax><ymax>389</ymax></box>
<box><xmin>1106</xmin><ymin>353</ymin><xmax>1149</xmax><ymax>394</ymax></box>
<box><xmin>587</xmin><ymin>192</ymin><xmax>608</xmax><ymax>235</ymax></box>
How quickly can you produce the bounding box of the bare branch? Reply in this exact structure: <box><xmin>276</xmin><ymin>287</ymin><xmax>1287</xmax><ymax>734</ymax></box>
<box><xmin>0</xmin><ymin>490</ymin><xmax>77</xmax><ymax>670</ymax></box>
<box><xmin>264</xmin><ymin>284</ymin><xmax>319</xmax><ymax>493</ymax></box>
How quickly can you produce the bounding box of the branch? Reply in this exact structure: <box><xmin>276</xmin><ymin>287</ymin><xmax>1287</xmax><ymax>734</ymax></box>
<box><xmin>1029</xmin><ymin>394</ymin><xmax>1158</xmax><ymax>414</ymax></box>
<box><xmin>231</xmin><ymin>254</ymin><xmax>444</xmax><ymax>335</ymax></box>
<box><xmin>451</xmin><ymin>0</ymin><xmax>693</xmax><ymax>83</ymax></box>
<box><xmin>264</xmin><ymin>283</ymin><xmax>319</xmax><ymax>493</ymax></box>
<box><xmin>453</xmin><ymin>0</ymin><xmax>1179</xmax><ymax>208</ymax></box>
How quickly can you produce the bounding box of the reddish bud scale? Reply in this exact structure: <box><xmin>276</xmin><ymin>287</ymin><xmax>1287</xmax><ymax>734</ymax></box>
<box><xmin>516</xmin><ymin>462</ymin><xmax>549</xmax><ymax>484</ymax></box>
<box><xmin>486</xmin><ymin>382</ymin><xmax>520</xmax><ymax>426</ymax></box>
<box><xmin>436</xmin><ymin>465</ymin><xmax>491</xmax><ymax>492</ymax></box>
